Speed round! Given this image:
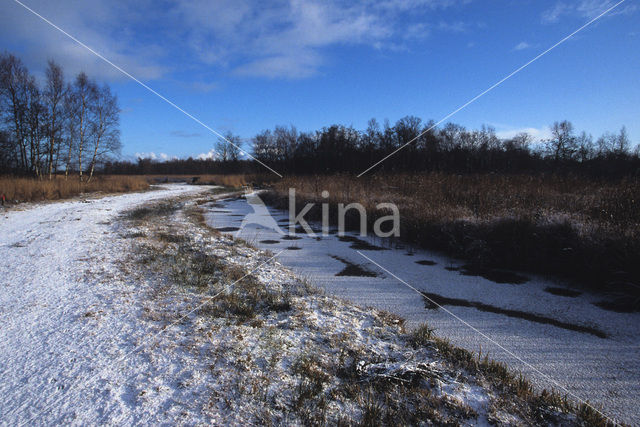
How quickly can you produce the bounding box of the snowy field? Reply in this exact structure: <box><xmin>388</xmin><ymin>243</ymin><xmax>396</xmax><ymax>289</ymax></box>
<box><xmin>1</xmin><ymin>183</ymin><xmax>582</xmax><ymax>425</ymax></box>
<box><xmin>0</xmin><ymin>184</ymin><xmax>634</xmax><ymax>425</ymax></box>
<box><xmin>206</xmin><ymin>193</ymin><xmax>640</xmax><ymax>425</ymax></box>
<box><xmin>0</xmin><ymin>184</ymin><xmax>214</xmax><ymax>424</ymax></box>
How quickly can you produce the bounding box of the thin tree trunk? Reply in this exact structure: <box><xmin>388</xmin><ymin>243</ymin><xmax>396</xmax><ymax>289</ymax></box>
<box><xmin>78</xmin><ymin>99</ymin><xmax>85</xmax><ymax>182</ymax></box>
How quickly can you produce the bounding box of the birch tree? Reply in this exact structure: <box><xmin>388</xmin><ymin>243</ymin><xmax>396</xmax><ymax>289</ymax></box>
<box><xmin>43</xmin><ymin>60</ymin><xmax>65</xmax><ymax>179</ymax></box>
<box><xmin>87</xmin><ymin>84</ymin><xmax>120</xmax><ymax>182</ymax></box>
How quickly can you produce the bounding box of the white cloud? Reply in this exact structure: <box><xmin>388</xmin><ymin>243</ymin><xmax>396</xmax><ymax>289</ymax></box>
<box><xmin>0</xmin><ymin>0</ymin><xmax>475</xmax><ymax>81</ymax></box>
<box><xmin>196</xmin><ymin>149</ymin><xmax>218</xmax><ymax>161</ymax></box>
<box><xmin>0</xmin><ymin>0</ymin><xmax>168</xmax><ymax>82</ymax></box>
<box><xmin>541</xmin><ymin>1</ymin><xmax>638</xmax><ymax>24</ymax></box>
<box><xmin>496</xmin><ymin>127</ymin><xmax>552</xmax><ymax>142</ymax></box>
<box><xmin>176</xmin><ymin>0</ymin><xmax>473</xmax><ymax>79</ymax></box>
<box><xmin>513</xmin><ymin>41</ymin><xmax>531</xmax><ymax>51</ymax></box>
<box><xmin>135</xmin><ymin>152</ymin><xmax>175</xmax><ymax>161</ymax></box>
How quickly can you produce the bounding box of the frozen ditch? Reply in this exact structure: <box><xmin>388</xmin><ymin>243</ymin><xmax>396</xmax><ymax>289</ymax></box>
<box><xmin>205</xmin><ymin>193</ymin><xmax>640</xmax><ymax>425</ymax></box>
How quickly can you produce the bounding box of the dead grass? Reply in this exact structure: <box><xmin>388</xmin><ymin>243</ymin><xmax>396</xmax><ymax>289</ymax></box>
<box><xmin>120</xmin><ymin>196</ymin><xmax>606</xmax><ymax>426</ymax></box>
<box><xmin>0</xmin><ymin>175</ymin><xmax>149</xmax><ymax>203</ymax></box>
<box><xmin>147</xmin><ymin>174</ymin><xmax>276</xmax><ymax>189</ymax></box>
<box><xmin>409</xmin><ymin>324</ymin><xmax>612</xmax><ymax>426</ymax></box>
<box><xmin>264</xmin><ymin>173</ymin><xmax>640</xmax><ymax>303</ymax></box>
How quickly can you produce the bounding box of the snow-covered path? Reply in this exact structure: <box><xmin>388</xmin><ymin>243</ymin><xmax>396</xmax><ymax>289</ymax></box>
<box><xmin>0</xmin><ymin>184</ymin><xmax>211</xmax><ymax>425</ymax></box>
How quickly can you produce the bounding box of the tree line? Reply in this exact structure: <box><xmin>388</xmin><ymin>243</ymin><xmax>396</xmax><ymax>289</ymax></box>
<box><xmin>104</xmin><ymin>117</ymin><xmax>638</xmax><ymax>178</ymax></box>
<box><xmin>249</xmin><ymin>118</ymin><xmax>638</xmax><ymax>176</ymax></box>
<box><xmin>0</xmin><ymin>52</ymin><xmax>120</xmax><ymax>181</ymax></box>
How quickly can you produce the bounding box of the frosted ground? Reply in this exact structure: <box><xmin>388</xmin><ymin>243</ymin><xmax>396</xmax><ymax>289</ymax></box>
<box><xmin>2</xmin><ymin>184</ymin><xmax>584</xmax><ymax>425</ymax></box>
<box><xmin>206</xmin><ymin>192</ymin><xmax>640</xmax><ymax>425</ymax></box>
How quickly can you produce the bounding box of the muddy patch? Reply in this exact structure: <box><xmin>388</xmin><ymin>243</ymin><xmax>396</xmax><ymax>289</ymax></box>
<box><xmin>421</xmin><ymin>291</ymin><xmax>606</xmax><ymax>338</ymax></box>
<box><xmin>593</xmin><ymin>299</ymin><xmax>640</xmax><ymax>313</ymax></box>
<box><xmin>458</xmin><ymin>265</ymin><xmax>528</xmax><ymax>285</ymax></box>
<box><xmin>330</xmin><ymin>255</ymin><xmax>378</xmax><ymax>277</ymax></box>
<box><xmin>281</xmin><ymin>235</ymin><xmax>302</xmax><ymax>240</ymax></box>
<box><xmin>544</xmin><ymin>287</ymin><xmax>582</xmax><ymax>297</ymax></box>
<box><xmin>337</xmin><ymin>235</ymin><xmax>386</xmax><ymax>251</ymax></box>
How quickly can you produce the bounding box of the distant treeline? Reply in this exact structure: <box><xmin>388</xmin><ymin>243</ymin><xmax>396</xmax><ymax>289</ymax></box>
<box><xmin>0</xmin><ymin>52</ymin><xmax>120</xmax><ymax>181</ymax></box>
<box><xmin>105</xmin><ymin>118</ymin><xmax>639</xmax><ymax>178</ymax></box>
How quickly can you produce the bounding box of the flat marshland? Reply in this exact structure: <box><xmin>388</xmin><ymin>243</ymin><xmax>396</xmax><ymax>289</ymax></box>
<box><xmin>257</xmin><ymin>173</ymin><xmax>640</xmax><ymax>305</ymax></box>
<box><xmin>0</xmin><ymin>175</ymin><xmax>150</xmax><ymax>203</ymax></box>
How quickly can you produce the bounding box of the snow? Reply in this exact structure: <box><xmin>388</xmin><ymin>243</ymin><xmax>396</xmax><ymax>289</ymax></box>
<box><xmin>0</xmin><ymin>183</ymin><xmax>627</xmax><ymax>424</ymax></box>
<box><xmin>0</xmin><ymin>184</ymin><xmax>212</xmax><ymax>424</ymax></box>
<box><xmin>207</xmin><ymin>192</ymin><xmax>640</xmax><ymax>425</ymax></box>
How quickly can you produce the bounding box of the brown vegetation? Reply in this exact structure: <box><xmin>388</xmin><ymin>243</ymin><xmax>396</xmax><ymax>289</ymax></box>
<box><xmin>146</xmin><ymin>173</ymin><xmax>276</xmax><ymax>188</ymax></box>
<box><xmin>262</xmin><ymin>173</ymin><xmax>640</xmax><ymax>305</ymax></box>
<box><xmin>123</xmin><ymin>196</ymin><xmax>604</xmax><ymax>426</ymax></box>
<box><xmin>0</xmin><ymin>175</ymin><xmax>149</xmax><ymax>203</ymax></box>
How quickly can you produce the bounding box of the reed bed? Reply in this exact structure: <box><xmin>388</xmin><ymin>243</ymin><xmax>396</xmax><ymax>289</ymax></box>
<box><xmin>263</xmin><ymin>173</ymin><xmax>640</xmax><ymax>304</ymax></box>
<box><xmin>0</xmin><ymin>175</ymin><xmax>150</xmax><ymax>203</ymax></box>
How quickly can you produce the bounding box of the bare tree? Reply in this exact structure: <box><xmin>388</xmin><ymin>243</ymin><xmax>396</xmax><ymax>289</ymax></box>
<box><xmin>252</xmin><ymin>129</ymin><xmax>275</xmax><ymax>163</ymax></box>
<box><xmin>614</xmin><ymin>126</ymin><xmax>630</xmax><ymax>155</ymax></box>
<box><xmin>504</xmin><ymin>132</ymin><xmax>532</xmax><ymax>151</ymax></box>
<box><xmin>87</xmin><ymin>84</ymin><xmax>120</xmax><ymax>182</ymax></box>
<box><xmin>69</xmin><ymin>72</ymin><xmax>97</xmax><ymax>181</ymax></box>
<box><xmin>43</xmin><ymin>60</ymin><xmax>65</xmax><ymax>179</ymax></box>
<box><xmin>576</xmin><ymin>131</ymin><xmax>595</xmax><ymax>162</ymax></box>
<box><xmin>546</xmin><ymin>120</ymin><xmax>577</xmax><ymax>161</ymax></box>
<box><xmin>0</xmin><ymin>53</ymin><xmax>30</xmax><ymax>172</ymax></box>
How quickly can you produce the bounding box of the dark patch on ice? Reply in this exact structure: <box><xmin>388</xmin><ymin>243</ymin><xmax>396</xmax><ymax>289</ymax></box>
<box><xmin>458</xmin><ymin>265</ymin><xmax>528</xmax><ymax>284</ymax></box>
<box><xmin>330</xmin><ymin>255</ymin><xmax>378</xmax><ymax>277</ymax></box>
<box><xmin>593</xmin><ymin>299</ymin><xmax>640</xmax><ymax>313</ymax></box>
<box><xmin>337</xmin><ymin>235</ymin><xmax>386</xmax><ymax>251</ymax></box>
<box><xmin>544</xmin><ymin>287</ymin><xmax>582</xmax><ymax>297</ymax></box>
<box><xmin>230</xmin><ymin>214</ymin><xmax>245</xmax><ymax>217</ymax></box>
<box><xmin>421</xmin><ymin>291</ymin><xmax>607</xmax><ymax>338</ymax></box>
<box><xmin>445</xmin><ymin>266</ymin><xmax>459</xmax><ymax>272</ymax></box>
<box><xmin>293</xmin><ymin>224</ymin><xmax>322</xmax><ymax>234</ymax></box>
<box><xmin>215</xmin><ymin>227</ymin><xmax>240</xmax><ymax>232</ymax></box>
<box><xmin>281</xmin><ymin>235</ymin><xmax>302</xmax><ymax>240</ymax></box>
<box><xmin>286</xmin><ymin>246</ymin><xmax>302</xmax><ymax>251</ymax></box>
<box><xmin>259</xmin><ymin>240</ymin><xmax>280</xmax><ymax>244</ymax></box>
<box><xmin>415</xmin><ymin>260</ymin><xmax>437</xmax><ymax>266</ymax></box>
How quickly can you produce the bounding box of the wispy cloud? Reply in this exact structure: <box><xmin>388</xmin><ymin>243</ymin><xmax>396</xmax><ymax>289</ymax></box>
<box><xmin>2</xmin><ymin>0</ymin><xmax>475</xmax><ymax>81</ymax></box>
<box><xmin>0</xmin><ymin>0</ymin><xmax>168</xmax><ymax>81</ymax></box>
<box><xmin>541</xmin><ymin>1</ymin><xmax>638</xmax><ymax>24</ymax></box>
<box><xmin>513</xmin><ymin>41</ymin><xmax>531</xmax><ymax>51</ymax></box>
<box><xmin>176</xmin><ymin>0</ymin><xmax>473</xmax><ymax>79</ymax></box>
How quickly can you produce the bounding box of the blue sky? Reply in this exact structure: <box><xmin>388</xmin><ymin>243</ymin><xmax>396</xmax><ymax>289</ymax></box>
<box><xmin>1</xmin><ymin>0</ymin><xmax>638</xmax><ymax>160</ymax></box>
